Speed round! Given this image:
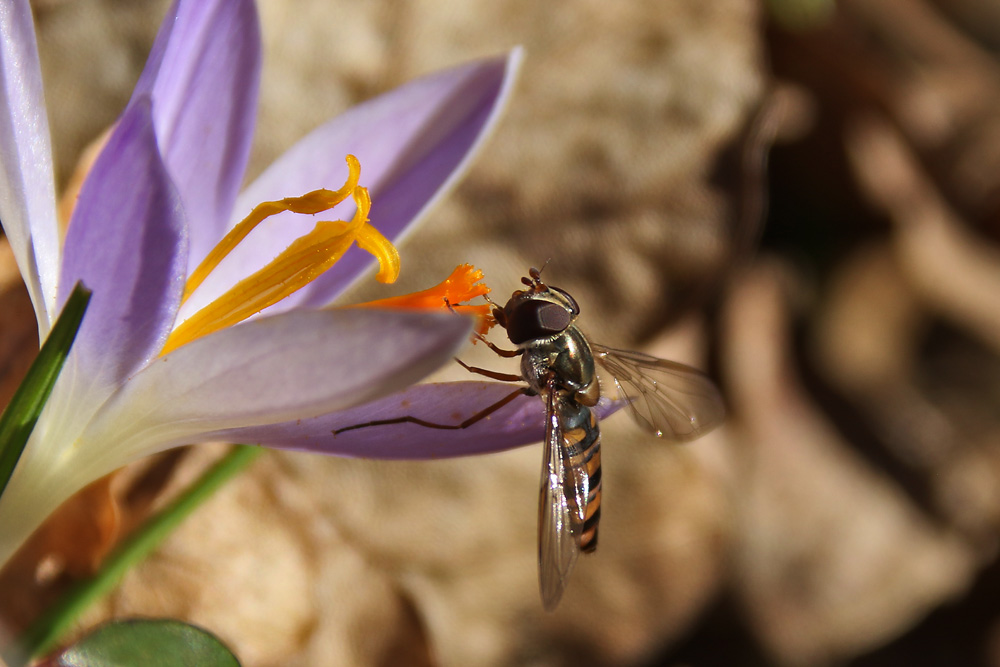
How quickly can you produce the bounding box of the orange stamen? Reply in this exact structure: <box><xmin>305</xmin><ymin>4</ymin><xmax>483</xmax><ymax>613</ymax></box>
<box><xmin>350</xmin><ymin>263</ymin><xmax>496</xmax><ymax>334</ymax></box>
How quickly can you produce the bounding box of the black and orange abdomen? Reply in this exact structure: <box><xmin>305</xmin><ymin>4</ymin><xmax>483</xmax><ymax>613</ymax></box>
<box><xmin>561</xmin><ymin>404</ymin><xmax>602</xmax><ymax>553</ymax></box>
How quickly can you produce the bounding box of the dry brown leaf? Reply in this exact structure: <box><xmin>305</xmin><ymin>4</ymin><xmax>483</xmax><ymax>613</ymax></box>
<box><xmin>723</xmin><ymin>262</ymin><xmax>975</xmax><ymax>665</ymax></box>
<box><xmin>847</xmin><ymin>115</ymin><xmax>1000</xmax><ymax>354</ymax></box>
<box><xmin>0</xmin><ymin>475</ymin><xmax>120</xmax><ymax>635</ymax></box>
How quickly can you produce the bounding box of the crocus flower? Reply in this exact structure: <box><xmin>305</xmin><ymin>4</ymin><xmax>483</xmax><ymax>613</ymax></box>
<box><xmin>0</xmin><ymin>0</ymin><xmax>548</xmax><ymax>566</ymax></box>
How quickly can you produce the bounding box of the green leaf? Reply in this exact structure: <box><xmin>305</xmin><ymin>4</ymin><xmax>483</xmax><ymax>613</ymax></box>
<box><xmin>53</xmin><ymin>619</ymin><xmax>240</xmax><ymax>667</ymax></box>
<box><xmin>0</xmin><ymin>282</ymin><xmax>91</xmax><ymax>498</ymax></box>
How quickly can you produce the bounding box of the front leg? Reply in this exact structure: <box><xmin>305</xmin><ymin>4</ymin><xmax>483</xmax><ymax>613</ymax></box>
<box><xmin>473</xmin><ymin>331</ymin><xmax>522</xmax><ymax>358</ymax></box>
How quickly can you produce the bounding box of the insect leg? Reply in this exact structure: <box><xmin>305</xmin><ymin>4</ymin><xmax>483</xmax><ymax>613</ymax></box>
<box><xmin>454</xmin><ymin>358</ymin><xmax>523</xmax><ymax>382</ymax></box>
<box><xmin>332</xmin><ymin>387</ymin><xmax>530</xmax><ymax>435</ymax></box>
<box><xmin>471</xmin><ymin>330</ymin><xmax>522</xmax><ymax>358</ymax></box>
<box><xmin>443</xmin><ymin>295</ymin><xmax>520</xmax><ymax>357</ymax></box>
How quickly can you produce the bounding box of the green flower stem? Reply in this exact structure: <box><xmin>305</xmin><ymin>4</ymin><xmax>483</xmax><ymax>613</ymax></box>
<box><xmin>0</xmin><ymin>283</ymin><xmax>91</xmax><ymax>499</ymax></box>
<box><xmin>13</xmin><ymin>444</ymin><xmax>265</xmax><ymax>663</ymax></box>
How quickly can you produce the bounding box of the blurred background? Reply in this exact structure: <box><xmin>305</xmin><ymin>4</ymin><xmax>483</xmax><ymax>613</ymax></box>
<box><xmin>3</xmin><ymin>0</ymin><xmax>1000</xmax><ymax>664</ymax></box>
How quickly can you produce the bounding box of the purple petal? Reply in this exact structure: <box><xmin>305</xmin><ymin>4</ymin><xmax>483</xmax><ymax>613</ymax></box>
<box><xmin>81</xmin><ymin>310</ymin><xmax>473</xmax><ymax>455</ymax></box>
<box><xmin>129</xmin><ymin>0</ymin><xmax>260</xmax><ymax>270</ymax></box>
<box><xmin>59</xmin><ymin>98</ymin><xmax>187</xmax><ymax>402</ymax></box>
<box><xmin>292</xmin><ymin>49</ymin><xmax>522</xmax><ymax>309</ymax></box>
<box><xmin>205</xmin><ymin>382</ymin><xmax>621</xmax><ymax>460</ymax></box>
<box><xmin>183</xmin><ymin>49</ymin><xmax>522</xmax><ymax>319</ymax></box>
<box><xmin>0</xmin><ymin>0</ymin><xmax>60</xmax><ymax>333</ymax></box>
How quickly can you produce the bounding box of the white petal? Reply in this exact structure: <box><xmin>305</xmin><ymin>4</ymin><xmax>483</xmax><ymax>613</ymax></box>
<box><xmin>0</xmin><ymin>0</ymin><xmax>60</xmax><ymax>333</ymax></box>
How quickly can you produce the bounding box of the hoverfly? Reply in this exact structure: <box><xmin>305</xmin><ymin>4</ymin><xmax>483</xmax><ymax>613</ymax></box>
<box><xmin>335</xmin><ymin>266</ymin><xmax>725</xmax><ymax>610</ymax></box>
<box><xmin>483</xmin><ymin>267</ymin><xmax>725</xmax><ymax>609</ymax></box>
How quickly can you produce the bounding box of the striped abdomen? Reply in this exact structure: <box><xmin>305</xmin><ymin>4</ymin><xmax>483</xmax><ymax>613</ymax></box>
<box><xmin>562</xmin><ymin>404</ymin><xmax>602</xmax><ymax>553</ymax></box>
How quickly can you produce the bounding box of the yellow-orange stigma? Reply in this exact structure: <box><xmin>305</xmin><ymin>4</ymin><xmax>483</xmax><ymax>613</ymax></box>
<box><xmin>350</xmin><ymin>263</ymin><xmax>496</xmax><ymax>334</ymax></box>
<box><xmin>160</xmin><ymin>155</ymin><xmax>399</xmax><ymax>356</ymax></box>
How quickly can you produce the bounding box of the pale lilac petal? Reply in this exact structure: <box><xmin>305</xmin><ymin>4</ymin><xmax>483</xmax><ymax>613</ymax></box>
<box><xmin>180</xmin><ymin>49</ymin><xmax>522</xmax><ymax>322</ymax></box>
<box><xmin>59</xmin><ymin>99</ymin><xmax>186</xmax><ymax>403</ymax></box>
<box><xmin>0</xmin><ymin>0</ymin><xmax>60</xmax><ymax>333</ymax></box>
<box><xmin>129</xmin><ymin>0</ymin><xmax>260</xmax><ymax>269</ymax></box>
<box><xmin>206</xmin><ymin>382</ymin><xmax>621</xmax><ymax>460</ymax></box>
<box><xmin>78</xmin><ymin>310</ymin><xmax>473</xmax><ymax>461</ymax></box>
<box><xmin>212</xmin><ymin>381</ymin><xmax>539</xmax><ymax>459</ymax></box>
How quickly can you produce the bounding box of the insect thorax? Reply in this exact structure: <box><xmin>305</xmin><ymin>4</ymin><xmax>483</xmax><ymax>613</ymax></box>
<box><xmin>520</xmin><ymin>325</ymin><xmax>599</xmax><ymax>404</ymax></box>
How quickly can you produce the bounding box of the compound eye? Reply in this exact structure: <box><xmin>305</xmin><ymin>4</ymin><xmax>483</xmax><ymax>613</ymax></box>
<box><xmin>505</xmin><ymin>300</ymin><xmax>572</xmax><ymax>344</ymax></box>
<box><xmin>548</xmin><ymin>286</ymin><xmax>579</xmax><ymax>315</ymax></box>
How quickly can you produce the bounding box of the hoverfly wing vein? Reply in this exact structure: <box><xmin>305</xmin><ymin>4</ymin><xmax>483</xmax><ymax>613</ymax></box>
<box><xmin>592</xmin><ymin>343</ymin><xmax>725</xmax><ymax>442</ymax></box>
<box><xmin>538</xmin><ymin>387</ymin><xmax>580</xmax><ymax>611</ymax></box>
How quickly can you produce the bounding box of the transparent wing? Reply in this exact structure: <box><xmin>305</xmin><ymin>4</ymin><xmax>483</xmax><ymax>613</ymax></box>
<box><xmin>592</xmin><ymin>343</ymin><xmax>725</xmax><ymax>442</ymax></box>
<box><xmin>537</xmin><ymin>387</ymin><xmax>586</xmax><ymax>611</ymax></box>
